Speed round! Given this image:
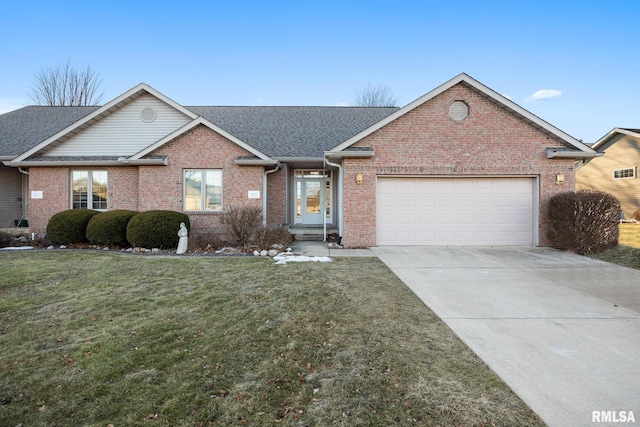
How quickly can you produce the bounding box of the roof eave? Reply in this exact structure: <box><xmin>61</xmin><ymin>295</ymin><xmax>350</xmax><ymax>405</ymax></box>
<box><xmin>591</xmin><ymin>128</ymin><xmax>640</xmax><ymax>150</ymax></box>
<box><xmin>5</xmin><ymin>157</ymin><xmax>168</xmax><ymax>167</ymax></box>
<box><xmin>324</xmin><ymin>150</ymin><xmax>375</xmax><ymax>158</ymax></box>
<box><xmin>235</xmin><ymin>158</ymin><xmax>279</xmax><ymax>166</ymax></box>
<box><xmin>546</xmin><ymin>148</ymin><xmax>602</xmax><ymax>159</ymax></box>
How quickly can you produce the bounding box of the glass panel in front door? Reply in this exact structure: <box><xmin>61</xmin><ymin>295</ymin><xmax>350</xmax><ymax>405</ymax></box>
<box><xmin>304</xmin><ymin>180</ymin><xmax>323</xmax><ymax>224</ymax></box>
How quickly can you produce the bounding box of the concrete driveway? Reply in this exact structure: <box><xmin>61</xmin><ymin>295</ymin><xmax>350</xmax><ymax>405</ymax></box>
<box><xmin>371</xmin><ymin>246</ymin><xmax>640</xmax><ymax>427</ymax></box>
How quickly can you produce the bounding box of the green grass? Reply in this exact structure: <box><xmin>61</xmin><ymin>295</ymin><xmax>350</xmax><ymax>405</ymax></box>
<box><xmin>0</xmin><ymin>251</ymin><xmax>545</xmax><ymax>426</ymax></box>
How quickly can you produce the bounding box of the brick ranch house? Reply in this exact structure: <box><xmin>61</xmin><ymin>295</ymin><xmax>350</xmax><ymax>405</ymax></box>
<box><xmin>0</xmin><ymin>73</ymin><xmax>596</xmax><ymax>247</ymax></box>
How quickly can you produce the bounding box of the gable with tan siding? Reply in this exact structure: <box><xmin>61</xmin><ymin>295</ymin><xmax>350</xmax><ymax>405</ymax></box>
<box><xmin>576</xmin><ymin>132</ymin><xmax>640</xmax><ymax>218</ymax></box>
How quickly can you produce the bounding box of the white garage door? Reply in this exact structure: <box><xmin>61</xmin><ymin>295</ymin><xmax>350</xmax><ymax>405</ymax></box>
<box><xmin>377</xmin><ymin>177</ymin><xmax>535</xmax><ymax>246</ymax></box>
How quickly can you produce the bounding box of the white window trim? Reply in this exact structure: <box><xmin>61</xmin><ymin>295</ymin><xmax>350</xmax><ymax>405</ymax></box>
<box><xmin>613</xmin><ymin>167</ymin><xmax>636</xmax><ymax>180</ymax></box>
<box><xmin>71</xmin><ymin>170</ymin><xmax>108</xmax><ymax>211</ymax></box>
<box><xmin>183</xmin><ymin>169</ymin><xmax>223</xmax><ymax>212</ymax></box>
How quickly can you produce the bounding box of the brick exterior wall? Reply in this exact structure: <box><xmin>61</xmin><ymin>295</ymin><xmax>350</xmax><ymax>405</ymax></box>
<box><xmin>27</xmin><ymin>125</ymin><xmax>265</xmax><ymax>241</ymax></box>
<box><xmin>266</xmin><ymin>164</ymin><xmax>288</xmax><ymax>225</ymax></box>
<box><xmin>341</xmin><ymin>82</ymin><xmax>576</xmax><ymax>248</ymax></box>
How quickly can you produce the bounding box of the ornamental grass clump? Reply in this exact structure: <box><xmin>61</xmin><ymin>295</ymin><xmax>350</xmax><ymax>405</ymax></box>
<box><xmin>46</xmin><ymin>209</ymin><xmax>100</xmax><ymax>244</ymax></box>
<box><xmin>548</xmin><ymin>190</ymin><xmax>620</xmax><ymax>255</ymax></box>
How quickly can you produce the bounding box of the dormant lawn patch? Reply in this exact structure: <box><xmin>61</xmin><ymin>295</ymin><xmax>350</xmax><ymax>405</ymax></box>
<box><xmin>0</xmin><ymin>252</ymin><xmax>544</xmax><ymax>426</ymax></box>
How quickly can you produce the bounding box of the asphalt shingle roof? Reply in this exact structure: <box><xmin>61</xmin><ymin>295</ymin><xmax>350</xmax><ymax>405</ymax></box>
<box><xmin>0</xmin><ymin>106</ymin><xmax>99</xmax><ymax>157</ymax></box>
<box><xmin>187</xmin><ymin>106</ymin><xmax>399</xmax><ymax>158</ymax></box>
<box><xmin>0</xmin><ymin>105</ymin><xmax>398</xmax><ymax>160</ymax></box>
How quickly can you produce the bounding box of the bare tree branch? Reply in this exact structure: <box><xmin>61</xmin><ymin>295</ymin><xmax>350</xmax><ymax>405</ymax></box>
<box><xmin>353</xmin><ymin>83</ymin><xmax>399</xmax><ymax>107</ymax></box>
<box><xmin>29</xmin><ymin>59</ymin><xmax>104</xmax><ymax>106</ymax></box>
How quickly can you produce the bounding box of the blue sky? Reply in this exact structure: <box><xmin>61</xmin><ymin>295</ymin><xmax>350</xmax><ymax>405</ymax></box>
<box><xmin>1</xmin><ymin>0</ymin><xmax>638</xmax><ymax>143</ymax></box>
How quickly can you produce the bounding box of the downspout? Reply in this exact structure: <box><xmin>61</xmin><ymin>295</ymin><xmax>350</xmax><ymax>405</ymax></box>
<box><xmin>324</xmin><ymin>155</ymin><xmax>343</xmax><ymax>244</ymax></box>
<box><xmin>263</xmin><ymin>162</ymin><xmax>282</xmax><ymax>226</ymax></box>
<box><xmin>17</xmin><ymin>168</ymin><xmax>29</xmax><ymax>229</ymax></box>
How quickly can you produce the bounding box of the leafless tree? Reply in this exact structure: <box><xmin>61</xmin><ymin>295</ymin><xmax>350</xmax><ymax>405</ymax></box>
<box><xmin>353</xmin><ymin>83</ymin><xmax>399</xmax><ymax>107</ymax></box>
<box><xmin>29</xmin><ymin>59</ymin><xmax>104</xmax><ymax>106</ymax></box>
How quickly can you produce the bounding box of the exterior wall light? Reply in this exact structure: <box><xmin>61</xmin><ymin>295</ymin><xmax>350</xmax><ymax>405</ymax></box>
<box><xmin>356</xmin><ymin>173</ymin><xmax>363</xmax><ymax>185</ymax></box>
<box><xmin>555</xmin><ymin>173</ymin><xmax>564</xmax><ymax>185</ymax></box>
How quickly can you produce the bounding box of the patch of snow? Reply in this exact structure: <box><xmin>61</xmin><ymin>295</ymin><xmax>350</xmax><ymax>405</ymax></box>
<box><xmin>0</xmin><ymin>246</ymin><xmax>35</xmax><ymax>251</ymax></box>
<box><xmin>273</xmin><ymin>253</ymin><xmax>333</xmax><ymax>265</ymax></box>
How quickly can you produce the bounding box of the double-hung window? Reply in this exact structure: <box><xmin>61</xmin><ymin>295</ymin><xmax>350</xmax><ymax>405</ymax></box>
<box><xmin>184</xmin><ymin>169</ymin><xmax>222</xmax><ymax>211</ymax></box>
<box><xmin>72</xmin><ymin>171</ymin><xmax>108</xmax><ymax>210</ymax></box>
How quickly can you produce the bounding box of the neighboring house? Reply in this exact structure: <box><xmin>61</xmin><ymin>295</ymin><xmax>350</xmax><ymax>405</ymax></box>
<box><xmin>0</xmin><ymin>73</ymin><xmax>596</xmax><ymax>247</ymax></box>
<box><xmin>576</xmin><ymin>128</ymin><xmax>640</xmax><ymax>219</ymax></box>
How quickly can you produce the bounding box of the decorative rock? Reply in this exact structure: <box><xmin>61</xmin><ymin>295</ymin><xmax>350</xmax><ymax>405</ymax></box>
<box><xmin>103</xmin><ymin>247</ymin><xmax>110</xmax><ymax>251</ymax></box>
<box><xmin>253</xmin><ymin>250</ymin><xmax>260</xmax><ymax>256</ymax></box>
<box><xmin>47</xmin><ymin>245</ymin><xmax>54</xmax><ymax>250</ymax></box>
<box><xmin>151</xmin><ymin>248</ymin><xmax>160</xmax><ymax>253</ymax></box>
<box><xmin>59</xmin><ymin>245</ymin><xmax>66</xmax><ymax>249</ymax></box>
<box><xmin>260</xmin><ymin>250</ymin><xmax>268</xmax><ymax>257</ymax></box>
<box><xmin>267</xmin><ymin>249</ymin><xmax>279</xmax><ymax>257</ymax></box>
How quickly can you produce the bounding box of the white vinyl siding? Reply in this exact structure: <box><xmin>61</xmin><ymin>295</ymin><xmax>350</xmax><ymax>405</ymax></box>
<box><xmin>46</xmin><ymin>94</ymin><xmax>192</xmax><ymax>156</ymax></box>
<box><xmin>377</xmin><ymin>177</ymin><xmax>535</xmax><ymax>246</ymax></box>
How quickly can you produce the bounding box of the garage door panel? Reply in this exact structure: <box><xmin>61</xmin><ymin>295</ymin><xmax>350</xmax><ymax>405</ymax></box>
<box><xmin>377</xmin><ymin>177</ymin><xmax>534</xmax><ymax>246</ymax></box>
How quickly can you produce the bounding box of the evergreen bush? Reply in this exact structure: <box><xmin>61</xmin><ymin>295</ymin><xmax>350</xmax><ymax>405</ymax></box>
<box><xmin>86</xmin><ymin>210</ymin><xmax>138</xmax><ymax>247</ymax></box>
<box><xmin>548</xmin><ymin>190</ymin><xmax>620</xmax><ymax>255</ymax></box>
<box><xmin>46</xmin><ymin>209</ymin><xmax>100</xmax><ymax>245</ymax></box>
<box><xmin>126</xmin><ymin>210</ymin><xmax>190</xmax><ymax>249</ymax></box>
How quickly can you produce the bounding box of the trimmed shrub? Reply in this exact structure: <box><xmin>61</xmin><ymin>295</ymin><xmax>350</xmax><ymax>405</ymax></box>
<box><xmin>219</xmin><ymin>205</ymin><xmax>263</xmax><ymax>248</ymax></box>
<box><xmin>126</xmin><ymin>210</ymin><xmax>190</xmax><ymax>249</ymax></box>
<box><xmin>253</xmin><ymin>224</ymin><xmax>292</xmax><ymax>250</ymax></box>
<box><xmin>46</xmin><ymin>209</ymin><xmax>100</xmax><ymax>245</ymax></box>
<box><xmin>86</xmin><ymin>210</ymin><xmax>138</xmax><ymax>247</ymax></box>
<box><xmin>0</xmin><ymin>231</ymin><xmax>13</xmax><ymax>248</ymax></box>
<box><xmin>548</xmin><ymin>190</ymin><xmax>620</xmax><ymax>255</ymax></box>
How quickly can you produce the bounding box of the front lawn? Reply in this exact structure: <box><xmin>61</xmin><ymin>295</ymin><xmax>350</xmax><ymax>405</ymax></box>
<box><xmin>588</xmin><ymin>224</ymin><xmax>640</xmax><ymax>269</ymax></box>
<box><xmin>0</xmin><ymin>252</ymin><xmax>544</xmax><ymax>426</ymax></box>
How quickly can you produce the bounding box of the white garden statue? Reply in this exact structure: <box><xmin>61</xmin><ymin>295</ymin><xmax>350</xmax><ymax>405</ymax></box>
<box><xmin>177</xmin><ymin>222</ymin><xmax>189</xmax><ymax>254</ymax></box>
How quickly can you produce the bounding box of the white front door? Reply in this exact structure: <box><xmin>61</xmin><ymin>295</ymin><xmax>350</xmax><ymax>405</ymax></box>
<box><xmin>295</xmin><ymin>170</ymin><xmax>332</xmax><ymax>225</ymax></box>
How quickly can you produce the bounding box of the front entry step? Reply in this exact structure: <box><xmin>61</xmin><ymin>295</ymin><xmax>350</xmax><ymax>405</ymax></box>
<box><xmin>289</xmin><ymin>227</ymin><xmax>338</xmax><ymax>242</ymax></box>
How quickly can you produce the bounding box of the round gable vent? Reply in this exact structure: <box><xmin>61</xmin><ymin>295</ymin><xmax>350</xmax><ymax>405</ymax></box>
<box><xmin>449</xmin><ymin>101</ymin><xmax>469</xmax><ymax>121</ymax></box>
<box><xmin>140</xmin><ymin>107</ymin><xmax>157</xmax><ymax>123</ymax></box>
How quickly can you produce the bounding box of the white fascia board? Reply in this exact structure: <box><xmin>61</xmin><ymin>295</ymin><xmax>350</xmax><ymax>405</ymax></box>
<box><xmin>591</xmin><ymin>128</ymin><xmax>640</xmax><ymax>151</ymax></box>
<box><xmin>546</xmin><ymin>148</ymin><xmax>601</xmax><ymax>159</ymax></box>
<box><xmin>5</xmin><ymin>157</ymin><xmax>169</xmax><ymax>167</ymax></box>
<box><xmin>12</xmin><ymin>83</ymin><xmax>198</xmax><ymax>162</ymax></box>
<box><xmin>324</xmin><ymin>150</ymin><xmax>374</xmax><ymax>158</ymax></box>
<box><xmin>130</xmin><ymin>117</ymin><xmax>274</xmax><ymax>162</ymax></box>
<box><xmin>331</xmin><ymin>73</ymin><xmax>595</xmax><ymax>155</ymax></box>
<box><xmin>235</xmin><ymin>158</ymin><xmax>278</xmax><ymax>166</ymax></box>
<box><xmin>5</xmin><ymin>160</ymin><xmax>123</xmax><ymax>167</ymax></box>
